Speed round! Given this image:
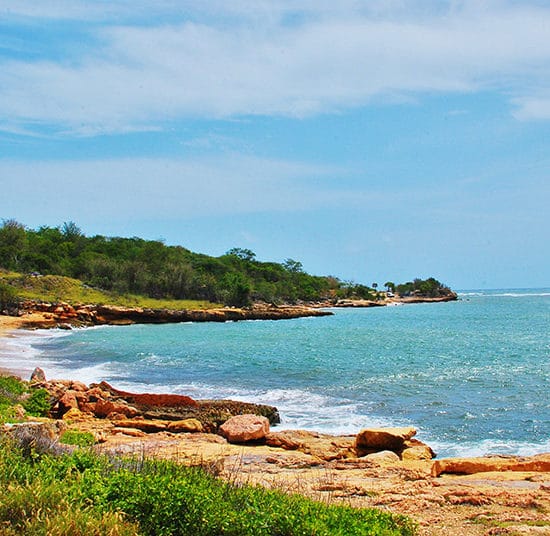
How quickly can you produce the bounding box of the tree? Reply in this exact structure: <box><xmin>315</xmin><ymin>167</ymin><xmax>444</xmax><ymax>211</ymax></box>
<box><xmin>61</xmin><ymin>221</ymin><xmax>83</xmax><ymax>241</ymax></box>
<box><xmin>0</xmin><ymin>219</ymin><xmax>27</xmax><ymax>270</ymax></box>
<box><xmin>283</xmin><ymin>258</ymin><xmax>303</xmax><ymax>273</ymax></box>
<box><xmin>220</xmin><ymin>272</ymin><xmax>251</xmax><ymax>307</ymax></box>
<box><xmin>372</xmin><ymin>282</ymin><xmax>378</xmax><ymax>290</ymax></box>
<box><xmin>0</xmin><ymin>281</ymin><xmax>18</xmax><ymax>314</ymax></box>
<box><xmin>225</xmin><ymin>248</ymin><xmax>256</xmax><ymax>262</ymax></box>
<box><xmin>384</xmin><ymin>281</ymin><xmax>395</xmax><ymax>292</ymax></box>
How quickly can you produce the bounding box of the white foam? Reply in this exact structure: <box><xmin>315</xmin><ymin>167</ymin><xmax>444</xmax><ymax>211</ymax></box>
<box><xmin>430</xmin><ymin>438</ymin><xmax>550</xmax><ymax>459</ymax></box>
<box><xmin>0</xmin><ymin>328</ymin><xmax>71</xmax><ymax>378</ymax></box>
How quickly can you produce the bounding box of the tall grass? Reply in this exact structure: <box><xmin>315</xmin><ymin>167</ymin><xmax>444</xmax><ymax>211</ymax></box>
<box><xmin>0</xmin><ymin>273</ymin><xmax>220</xmax><ymax>310</ymax></box>
<box><xmin>0</xmin><ymin>439</ymin><xmax>416</xmax><ymax>536</ymax></box>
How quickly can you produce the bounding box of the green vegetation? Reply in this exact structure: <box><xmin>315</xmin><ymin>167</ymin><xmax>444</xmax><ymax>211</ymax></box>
<box><xmin>0</xmin><ymin>220</ymin><xmax>452</xmax><ymax>307</ymax></box>
<box><xmin>59</xmin><ymin>429</ymin><xmax>96</xmax><ymax>447</ymax></box>
<box><xmin>0</xmin><ymin>272</ymin><xmax>219</xmax><ymax>310</ymax></box>
<box><xmin>0</xmin><ymin>438</ymin><xmax>415</xmax><ymax>536</ymax></box>
<box><xmin>395</xmin><ymin>278</ymin><xmax>452</xmax><ymax>298</ymax></box>
<box><xmin>0</xmin><ymin>376</ymin><xmax>50</xmax><ymax>422</ymax></box>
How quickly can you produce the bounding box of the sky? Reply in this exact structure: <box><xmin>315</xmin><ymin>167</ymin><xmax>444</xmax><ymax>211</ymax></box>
<box><xmin>1</xmin><ymin>1</ymin><xmax>549</xmax><ymax>290</ymax></box>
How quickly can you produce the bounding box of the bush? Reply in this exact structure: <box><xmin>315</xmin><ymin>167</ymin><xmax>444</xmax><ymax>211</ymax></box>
<box><xmin>23</xmin><ymin>388</ymin><xmax>50</xmax><ymax>417</ymax></box>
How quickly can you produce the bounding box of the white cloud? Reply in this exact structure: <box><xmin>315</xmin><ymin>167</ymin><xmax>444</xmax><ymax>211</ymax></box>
<box><xmin>1</xmin><ymin>1</ymin><xmax>550</xmax><ymax>133</ymax></box>
<box><xmin>0</xmin><ymin>155</ymin><xmax>364</xmax><ymax>223</ymax></box>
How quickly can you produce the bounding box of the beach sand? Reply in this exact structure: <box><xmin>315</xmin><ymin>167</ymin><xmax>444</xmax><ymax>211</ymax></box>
<box><xmin>0</xmin><ymin>313</ymin><xmax>56</xmax><ymax>378</ymax></box>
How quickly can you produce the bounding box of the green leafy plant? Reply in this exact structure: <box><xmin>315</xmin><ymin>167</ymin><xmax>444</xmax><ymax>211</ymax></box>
<box><xmin>22</xmin><ymin>388</ymin><xmax>50</xmax><ymax>417</ymax></box>
<box><xmin>59</xmin><ymin>430</ymin><xmax>96</xmax><ymax>447</ymax></box>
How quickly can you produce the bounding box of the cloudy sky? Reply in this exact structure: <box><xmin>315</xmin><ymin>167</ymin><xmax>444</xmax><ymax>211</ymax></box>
<box><xmin>1</xmin><ymin>1</ymin><xmax>549</xmax><ymax>289</ymax></box>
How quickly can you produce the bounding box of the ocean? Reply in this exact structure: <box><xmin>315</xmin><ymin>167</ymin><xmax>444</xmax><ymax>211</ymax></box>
<box><xmin>2</xmin><ymin>289</ymin><xmax>549</xmax><ymax>458</ymax></box>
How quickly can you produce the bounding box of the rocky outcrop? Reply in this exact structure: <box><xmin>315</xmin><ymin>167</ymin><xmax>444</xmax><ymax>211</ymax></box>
<box><xmin>266</xmin><ymin>430</ymin><xmax>356</xmax><ymax>461</ymax></box>
<box><xmin>35</xmin><ymin>375</ymin><xmax>279</xmax><ymax>433</ymax></box>
<box><xmin>19</xmin><ymin>300</ymin><xmax>332</xmax><ymax>328</ymax></box>
<box><xmin>431</xmin><ymin>453</ymin><xmax>550</xmax><ymax>477</ymax></box>
<box><xmin>219</xmin><ymin>414</ymin><xmax>270</xmax><ymax>443</ymax></box>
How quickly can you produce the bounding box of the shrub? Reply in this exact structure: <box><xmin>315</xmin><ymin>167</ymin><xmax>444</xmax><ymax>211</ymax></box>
<box><xmin>23</xmin><ymin>388</ymin><xmax>50</xmax><ymax>417</ymax></box>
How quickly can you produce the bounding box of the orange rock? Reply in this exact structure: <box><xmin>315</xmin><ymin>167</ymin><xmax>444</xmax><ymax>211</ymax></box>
<box><xmin>431</xmin><ymin>453</ymin><xmax>550</xmax><ymax>477</ymax></box>
<box><xmin>94</xmin><ymin>399</ymin><xmax>139</xmax><ymax>418</ymax></box>
<box><xmin>167</xmin><ymin>419</ymin><xmax>204</xmax><ymax>433</ymax></box>
<box><xmin>115</xmin><ymin>419</ymin><xmax>169</xmax><ymax>433</ymax></box>
<box><xmin>113</xmin><ymin>427</ymin><xmax>147</xmax><ymax>437</ymax></box>
<box><xmin>219</xmin><ymin>414</ymin><xmax>270</xmax><ymax>443</ymax></box>
<box><xmin>400</xmin><ymin>439</ymin><xmax>436</xmax><ymax>460</ymax></box>
<box><xmin>58</xmin><ymin>390</ymin><xmax>79</xmax><ymax>412</ymax></box>
<box><xmin>355</xmin><ymin>427</ymin><xmax>417</xmax><ymax>454</ymax></box>
<box><xmin>266</xmin><ymin>430</ymin><xmax>355</xmax><ymax>461</ymax></box>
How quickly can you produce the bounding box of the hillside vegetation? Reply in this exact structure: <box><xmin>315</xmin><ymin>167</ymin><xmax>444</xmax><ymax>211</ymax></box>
<box><xmin>0</xmin><ymin>220</ymin><xmax>453</xmax><ymax>307</ymax></box>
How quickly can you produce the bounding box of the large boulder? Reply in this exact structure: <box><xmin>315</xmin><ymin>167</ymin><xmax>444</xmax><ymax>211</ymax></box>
<box><xmin>219</xmin><ymin>414</ymin><xmax>270</xmax><ymax>443</ymax></box>
<box><xmin>355</xmin><ymin>427</ymin><xmax>417</xmax><ymax>455</ymax></box>
<box><xmin>400</xmin><ymin>438</ymin><xmax>436</xmax><ymax>460</ymax></box>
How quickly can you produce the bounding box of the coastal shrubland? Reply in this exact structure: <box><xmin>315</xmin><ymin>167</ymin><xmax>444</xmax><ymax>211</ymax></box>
<box><xmin>0</xmin><ymin>219</ymin><xmax>453</xmax><ymax>307</ymax></box>
<box><xmin>0</xmin><ymin>437</ymin><xmax>416</xmax><ymax>536</ymax></box>
<box><xmin>0</xmin><ymin>377</ymin><xmax>415</xmax><ymax>536</ymax></box>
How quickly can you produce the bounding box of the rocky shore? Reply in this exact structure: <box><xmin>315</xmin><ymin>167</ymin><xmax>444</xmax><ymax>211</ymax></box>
<box><xmin>5</xmin><ymin>292</ymin><xmax>458</xmax><ymax>331</ymax></box>
<box><xmin>2</xmin><ymin>366</ymin><xmax>549</xmax><ymax>536</ymax></box>
<box><xmin>8</xmin><ymin>300</ymin><xmax>332</xmax><ymax>329</ymax></box>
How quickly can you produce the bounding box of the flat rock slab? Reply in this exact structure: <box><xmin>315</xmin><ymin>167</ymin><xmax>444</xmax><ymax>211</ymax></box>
<box><xmin>432</xmin><ymin>453</ymin><xmax>550</xmax><ymax>477</ymax></box>
<box><xmin>219</xmin><ymin>414</ymin><xmax>270</xmax><ymax>443</ymax></box>
<box><xmin>266</xmin><ymin>430</ymin><xmax>355</xmax><ymax>461</ymax></box>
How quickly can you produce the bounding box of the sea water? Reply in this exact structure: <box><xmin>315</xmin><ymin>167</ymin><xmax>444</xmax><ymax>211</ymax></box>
<box><xmin>2</xmin><ymin>289</ymin><xmax>549</xmax><ymax>458</ymax></box>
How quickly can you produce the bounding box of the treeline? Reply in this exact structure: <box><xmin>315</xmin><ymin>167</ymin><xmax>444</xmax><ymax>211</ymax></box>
<box><xmin>0</xmin><ymin>220</ymin><xmax>452</xmax><ymax>306</ymax></box>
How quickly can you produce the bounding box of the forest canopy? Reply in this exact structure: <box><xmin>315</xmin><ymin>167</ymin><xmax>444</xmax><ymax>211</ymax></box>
<box><xmin>0</xmin><ymin>220</ymin><xmax>452</xmax><ymax>307</ymax></box>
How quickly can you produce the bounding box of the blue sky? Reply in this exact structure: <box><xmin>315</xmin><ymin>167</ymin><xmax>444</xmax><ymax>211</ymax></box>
<box><xmin>1</xmin><ymin>1</ymin><xmax>549</xmax><ymax>289</ymax></box>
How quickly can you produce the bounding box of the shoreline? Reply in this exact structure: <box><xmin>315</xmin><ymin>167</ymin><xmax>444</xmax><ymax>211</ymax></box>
<box><xmin>2</xmin><ymin>314</ymin><xmax>549</xmax><ymax>535</ymax></box>
<box><xmin>1</xmin><ymin>312</ymin><xmax>548</xmax><ymax>461</ymax></box>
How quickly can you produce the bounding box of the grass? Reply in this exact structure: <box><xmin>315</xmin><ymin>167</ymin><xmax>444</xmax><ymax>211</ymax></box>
<box><xmin>59</xmin><ymin>430</ymin><xmax>96</xmax><ymax>447</ymax></box>
<box><xmin>0</xmin><ymin>440</ymin><xmax>416</xmax><ymax>536</ymax></box>
<box><xmin>0</xmin><ymin>272</ymin><xmax>220</xmax><ymax>310</ymax></box>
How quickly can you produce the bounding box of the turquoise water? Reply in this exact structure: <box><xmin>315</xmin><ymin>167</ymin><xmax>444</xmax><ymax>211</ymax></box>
<box><xmin>4</xmin><ymin>289</ymin><xmax>549</xmax><ymax>457</ymax></box>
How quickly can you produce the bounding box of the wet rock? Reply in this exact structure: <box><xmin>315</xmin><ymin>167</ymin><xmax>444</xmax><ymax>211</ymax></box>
<box><xmin>219</xmin><ymin>414</ymin><xmax>270</xmax><ymax>443</ymax></box>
